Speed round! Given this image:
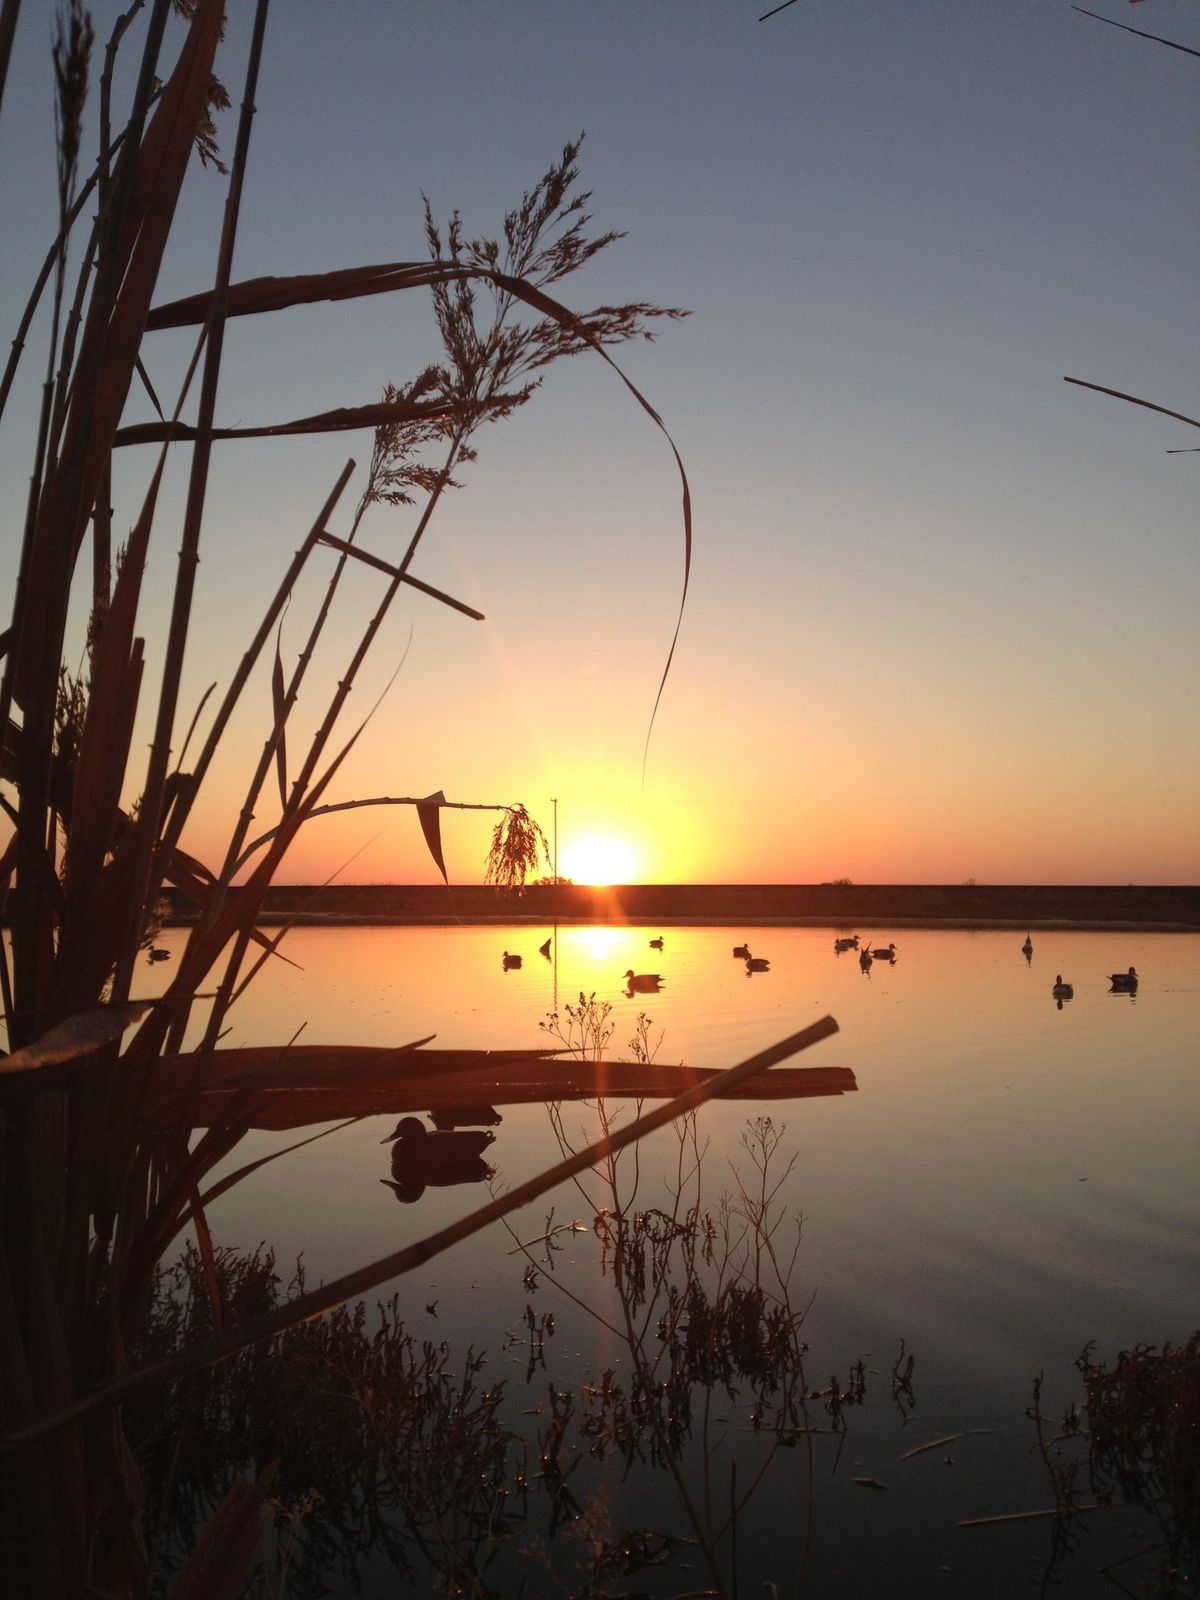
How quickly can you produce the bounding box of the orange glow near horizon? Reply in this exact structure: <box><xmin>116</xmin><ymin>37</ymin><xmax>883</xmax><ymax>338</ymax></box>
<box><xmin>559</xmin><ymin>834</ymin><xmax>639</xmax><ymax>886</ymax></box>
<box><xmin>559</xmin><ymin>925</ymin><xmax>628</xmax><ymax>964</ymax></box>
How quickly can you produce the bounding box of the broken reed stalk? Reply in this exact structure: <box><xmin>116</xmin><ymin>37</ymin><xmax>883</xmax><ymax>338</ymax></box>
<box><xmin>236</xmin><ymin>792</ymin><xmax>520</xmax><ymax>868</ymax></box>
<box><xmin>1</xmin><ymin>1017</ymin><xmax>838</xmax><ymax>1453</ymax></box>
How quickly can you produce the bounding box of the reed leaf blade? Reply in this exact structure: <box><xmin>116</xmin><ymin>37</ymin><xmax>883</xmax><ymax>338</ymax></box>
<box><xmin>416</xmin><ymin>789</ymin><xmax>449</xmax><ymax>882</ymax></box>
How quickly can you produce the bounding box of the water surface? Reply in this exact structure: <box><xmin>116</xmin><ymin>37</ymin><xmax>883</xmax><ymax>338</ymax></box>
<box><xmin>154</xmin><ymin>923</ymin><xmax>1198</xmax><ymax>1597</ymax></box>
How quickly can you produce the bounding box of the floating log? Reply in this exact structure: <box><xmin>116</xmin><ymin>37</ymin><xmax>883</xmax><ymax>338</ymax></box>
<box><xmin>137</xmin><ymin>1043</ymin><xmax>856</xmax><ymax>1131</ymax></box>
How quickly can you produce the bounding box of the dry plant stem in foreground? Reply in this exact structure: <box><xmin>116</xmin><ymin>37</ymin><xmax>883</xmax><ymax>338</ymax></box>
<box><xmin>532</xmin><ymin>1097</ymin><xmax>818</xmax><ymax>1599</ymax></box>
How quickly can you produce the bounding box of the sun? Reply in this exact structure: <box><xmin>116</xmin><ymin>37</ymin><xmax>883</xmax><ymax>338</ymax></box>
<box><xmin>559</xmin><ymin>834</ymin><xmax>637</xmax><ymax>886</ymax></box>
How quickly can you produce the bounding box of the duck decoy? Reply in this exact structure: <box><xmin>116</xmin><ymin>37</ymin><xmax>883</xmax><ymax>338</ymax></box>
<box><xmin>538</xmin><ymin>938</ymin><xmax>552</xmax><ymax>959</ymax></box>
<box><xmin>834</xmin><ymin>936</ymin><xmax>858</xmax><ymax>953</ymax></box>
<box><xmin>502</xmin><ymin>950</ymin><xmax>522</xmax><ymax>970</ymax></box>
<box><xmin>859</xmin><ymin>947</ymin><xmax>873</xmax><ymax>970</ymax></box>
<box><xmin>871</xmin><ymin>944</ymin><xmax>896</xmax><ymax>961</ymax></box>
<box><xmin>744</xmin><ymin>955</ymin><xmax>770</xmax><ymax>973</ymax></box>
<box><xmin>380</xmin><ymin>1117</ymin><xmax>496</xmax><ymax>1202</ymax></box>
<box><xmin>649</xmin><ymin>936</ymin><xmax>664</xmax><ymax>950</ymax></box>
<box><xmin>1108</xmin><ymin>966</ymin><xmax>1138</xmax><ymax>992</ymax></box>
<box><xmin>148</xmin><ymin>946</ymin><xmax>171</xmax><ymax>962</ymax></box>
<box><xmin>1021</xmin><ymin>934</ymin><xmax>1033</xmax><ymax>958</ymax></box>
<box><xmin>732</xmin><ymin>943</ymin><xmax>751</xmax><ymax>959</ymax></box>
<box><xmin>381</xmin><ymin>1116</ymin><xmax>496</xmax><ymax>1160</ymax></box>
<box><xmin>624</xmin><ymin>969</ymin><xmax>663</xmax><ymax>993</ymax></box>
<box><xmin>1052</xmin><ymin>975</ymin><xmax>1073</xmax><ymax>999</ymax></box>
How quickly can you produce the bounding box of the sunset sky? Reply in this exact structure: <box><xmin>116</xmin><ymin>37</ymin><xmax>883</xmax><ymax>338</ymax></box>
<box><xmin>1</xmin><ymin>2</ymin><xmax>1196</xmax><ymax>886</ymax></box>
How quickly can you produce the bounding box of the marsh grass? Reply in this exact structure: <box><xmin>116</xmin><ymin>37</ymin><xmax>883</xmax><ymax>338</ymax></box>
<box><xmin>1028</xmin><ymin>1338</ymin><xmax>1200</xmax><ymax>1594</ymax></box>
<box><xmin>0</xmin><ymin>9</ymin><xmax>842</xmax><ymax>1592</ymax></box>
<box><xmin>961</xmin><ymin>1339</ymin><xmax>1199</xmax><ymax>1598</ymax></box>
<box><xmin>133</xmin><ymin>1245</ymin><xmax>526</xmax><ymax>1598</ymax></box>
<box><xmin>0</xmin><ymin>3</ymin><xmax>696</xmax><ymax>1590</ymax></box>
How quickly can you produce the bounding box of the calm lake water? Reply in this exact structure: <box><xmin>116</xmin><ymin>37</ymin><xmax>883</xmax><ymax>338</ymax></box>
<box><xmin>152</xmin><ymin>922</ymin><xmax>1199</xmax><ymax>1598</ymax></box>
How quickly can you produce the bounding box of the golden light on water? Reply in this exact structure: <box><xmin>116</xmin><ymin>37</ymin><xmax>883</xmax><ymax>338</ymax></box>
<box><xmin>559</xmin><ymin>834</ymin><xmax>638</xmax><ymax>886</ymax></box>
<box><xmin>582</xmin><ymin>926</ymin><xmax>621</xmax><ymax>963</ymax></box>
<box><xmin>558</xmin><ymin>924</ymin><xmax>643</xmax><ymax>968</ymax></box>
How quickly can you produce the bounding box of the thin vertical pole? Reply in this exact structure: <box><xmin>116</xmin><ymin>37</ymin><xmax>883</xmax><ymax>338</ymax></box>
<box><xmin>550</xmin><ymin>798</ymin><xmax>559</xmax><ymax>1008</ymax></box>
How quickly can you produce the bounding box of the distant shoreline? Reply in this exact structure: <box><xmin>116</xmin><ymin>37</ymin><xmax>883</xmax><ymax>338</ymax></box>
<box><xmin>162</xmin><ymin>882</ymin><xmax>1200</xmax><ymax>933</ymax></box>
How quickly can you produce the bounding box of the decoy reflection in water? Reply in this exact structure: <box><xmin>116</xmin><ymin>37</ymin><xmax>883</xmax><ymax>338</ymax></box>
<box><xmin>745</xmin><ymin>955</ymin><xmax>770</xmax><ymax>973</ymax></box>
<box><xmin>834</xmin><ymin>936</ymin><xmax>858</xmax><ymax>953</ymax></box>
<box><xmin>649</xmin><ymin>936</ymin><xmax>664</xmax><ymax>949</ymax></box>
<box><xmin>538</xmin><ymin>938</ymin><xmax>552</xmax><ymax>959</ymax></box>
<box><xmin>624</xmin><ymin>969</ymin><xmax>663</xmax><ymax>994</ymax></box>
<box><xmin>871</xmin><ymin>943</ymin><xmax>897</xmax><ymax>961</ymax></box>
<box><xmin>1109</xmin><ymin>966</ymin><xmax>1138</xmax><ymax>992</ymax></box>
<box><xmin>429</xmin><ymin>1105</ymin><xmax>502</xmax><ymax>1131</ymax></box>
<box><xmin>380</xmin><ymin>1117</ymin><xmax>496</xmax><ymax>1204</ymax></box>
<box><xmin>732</xmin><ymin>943</ymin><xmax>751</xmax><ymax>959</ymax></box>
<box><xmin>1052</xmin><ymin>975</ymin><xmax>1074</xmax><ymax>1000</ymax></box>
<box><xmin>502</xmin><ymin>950</ymin><xmax>522</xmax><ymax>970</ymax></box>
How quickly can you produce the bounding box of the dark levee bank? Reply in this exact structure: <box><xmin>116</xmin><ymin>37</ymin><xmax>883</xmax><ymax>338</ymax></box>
<box><xmin>159</xmin><ymin>882</ymin><xmax>1200</xmax><ymax>931</ymax></box>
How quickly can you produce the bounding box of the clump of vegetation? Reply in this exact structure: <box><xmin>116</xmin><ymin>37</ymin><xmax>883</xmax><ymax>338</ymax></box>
<box><xmin>132</xmin><ymin>1244</ymin><xmax>526</xmax><ymax>1598</ymax></box>
<box><xmin>0</xmin><ymin>6</ymin><xmax>698</xmax><ymax>1593</ymax></box>
<box><xmin>1082</xmin><ymin>1337</ymin><xmax>1199</xmax><ymax>1579</ymax></box>
<box><xmin>1022</xmin><ymin>1336</ymin><xmax>1200</xmax><ymax>1596</ymax></box>
<box><xmin>485</xmin><ymin>803</ymin><xmax>550</xmax><ymax>893</ymax></box>
<box><xmin>539</xmin><ymin>990</ymin><xmax>616</xmax><ymax>1060</ymax></box>
<box><xmin>1082</xmin><ymin>1338</ymin><xmax>1199</xmax><ymax>1515</ymax></box>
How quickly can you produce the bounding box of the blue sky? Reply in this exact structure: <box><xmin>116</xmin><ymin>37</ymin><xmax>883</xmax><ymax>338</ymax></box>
<box><xmin>1</xmin><ymin>1</ymin><xmax>1196</xmax><ymax>884</ymax></box>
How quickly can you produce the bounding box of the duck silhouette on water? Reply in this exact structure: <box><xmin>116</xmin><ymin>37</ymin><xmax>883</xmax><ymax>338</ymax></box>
<box><xmin>624</xmin><ymin>969</ymin><xmax>663</xmax><ymax>995</ymax></box>
<box><xmin>744</xmin><ymin>955</ymin><xmax>770</xmax><ymax>973</ymax></box>
<box><xmin>502</xmin><ymin>950</ymin><xmax>522</xmax><ymax>970</ymax></box>
<box><xmin>1052</xmin><ymin>975</ymin><xmax>1074</xmax><ymax>1005</ymax></box>
<box><xmin>380</xmin><ymin>1117</ymin><xmax>496</xmax><ymax>1203</ymax></box>
<box><xmin>1109</xmin><ymin>966</ymin><xmax>1138</xmax><ymax>993</ymax></box>
<box><xmin>1022</xmin><ymin>934</ymin><xmax>1034</xmax><ymax>962</ymax></box>
<box><xmin>732</xmin><ymin>942</ymin><xmax>751</xmax><ymax>959</ymax></box>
